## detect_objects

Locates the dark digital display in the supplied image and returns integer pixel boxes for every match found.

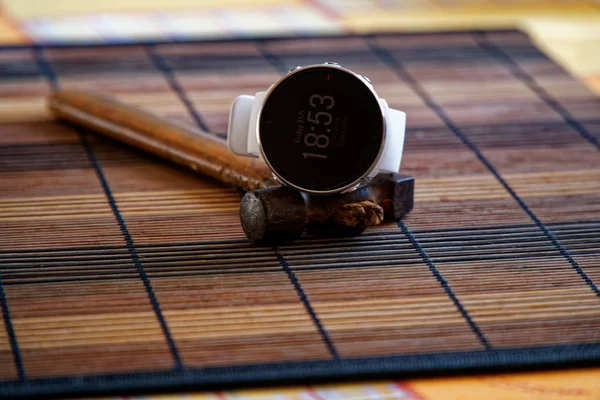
[259,67,384,193]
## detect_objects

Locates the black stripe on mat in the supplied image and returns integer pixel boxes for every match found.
[367,37,600,300]
[0,273,25,381]
[145,44,211,132]
[399,221,492,350]
[274,248,340,359]
[145,44,341,358]
[32,48,185,371]
[257,40,492,351]
[474,32,600,152]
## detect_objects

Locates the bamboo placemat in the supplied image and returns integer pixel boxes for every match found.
[3,0,600,94]
[0,30,599,398]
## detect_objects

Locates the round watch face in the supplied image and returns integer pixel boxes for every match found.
[258,66,384,193]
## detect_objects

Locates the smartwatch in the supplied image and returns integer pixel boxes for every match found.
[227,62,406,195]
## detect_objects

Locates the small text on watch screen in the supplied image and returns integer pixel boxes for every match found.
[259,67,384,192]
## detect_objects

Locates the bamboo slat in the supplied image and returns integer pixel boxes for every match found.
[0,30,598,396]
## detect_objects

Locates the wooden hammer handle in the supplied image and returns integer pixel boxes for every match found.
[49,90,276,191]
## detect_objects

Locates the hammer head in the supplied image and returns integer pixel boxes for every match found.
[240,186,306,244]
[239,173,414,244]
[370,174,414,220]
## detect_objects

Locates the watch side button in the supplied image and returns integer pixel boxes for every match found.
[361,74,372,84]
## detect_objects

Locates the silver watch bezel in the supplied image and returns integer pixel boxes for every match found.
[256,63,386,195]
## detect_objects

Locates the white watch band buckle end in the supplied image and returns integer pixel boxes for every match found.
[227,95,254,156]
[373,107,406,174]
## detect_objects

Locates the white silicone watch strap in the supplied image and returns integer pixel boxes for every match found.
[226,92,266,157]
[373,102,406,174]
[228,93,406,174]
[227,95,254,156]
[247,92,266,156]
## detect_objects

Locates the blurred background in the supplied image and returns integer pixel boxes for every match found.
[1,0,599,93]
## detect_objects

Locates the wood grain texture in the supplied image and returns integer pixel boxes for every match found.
[0,31,599,391]
[49,90,276,192]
